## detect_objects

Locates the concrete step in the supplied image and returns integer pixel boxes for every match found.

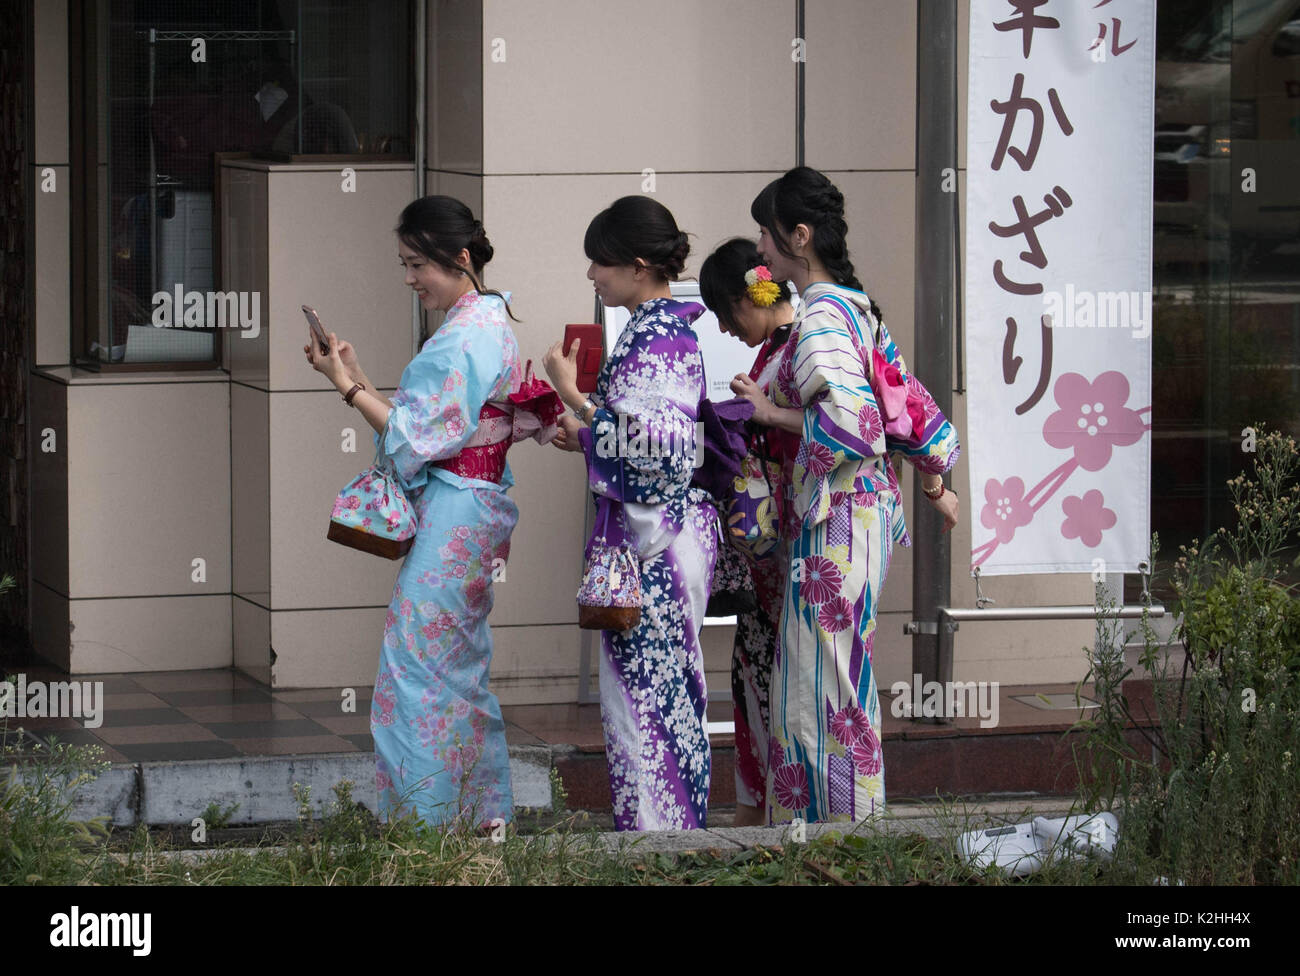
[15,729,1111,828]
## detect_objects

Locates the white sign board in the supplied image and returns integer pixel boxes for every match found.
[600,280,776,399]
[965,0,1155,575]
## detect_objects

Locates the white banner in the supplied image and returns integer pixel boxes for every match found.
[965,0,1155,576]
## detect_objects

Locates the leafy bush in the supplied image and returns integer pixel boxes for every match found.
[1077,427,1300,884]
[0,736,111,885]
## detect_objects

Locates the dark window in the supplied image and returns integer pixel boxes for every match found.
[71,0,415,366]
[1142,0,1300,601]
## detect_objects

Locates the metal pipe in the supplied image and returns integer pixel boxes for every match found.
[939,605,1166,623]
[413,0,427,357]
[795,0,804,166]
[911,0,958,691]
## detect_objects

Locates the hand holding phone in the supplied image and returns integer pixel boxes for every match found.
[302,305,330,356]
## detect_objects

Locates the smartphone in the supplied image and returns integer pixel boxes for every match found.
[302,305,330,356]
[563,323,604,393]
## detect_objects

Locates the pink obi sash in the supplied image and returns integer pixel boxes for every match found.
[433,403,513,484]
[429,364,565,485]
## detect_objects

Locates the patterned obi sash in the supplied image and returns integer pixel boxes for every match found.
[433,402,512,484]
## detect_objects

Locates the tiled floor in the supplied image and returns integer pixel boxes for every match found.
[2,664,1112,765]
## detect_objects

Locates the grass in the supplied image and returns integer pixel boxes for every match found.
[0,757,1122,885]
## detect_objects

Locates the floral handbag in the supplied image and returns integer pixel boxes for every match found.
[327,419,418,560]
[577,500,642,631]
[706,517,758,616]
[724,443,782,563]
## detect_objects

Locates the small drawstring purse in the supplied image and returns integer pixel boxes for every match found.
[327,417,418,559]
[576,501,641,631]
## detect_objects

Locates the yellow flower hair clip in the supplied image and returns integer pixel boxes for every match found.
[744,265,780,307]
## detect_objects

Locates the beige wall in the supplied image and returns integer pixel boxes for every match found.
[26,0,1094,694]
[222,161,416,688]
[471,0,1094,701]
[29,370,233,672]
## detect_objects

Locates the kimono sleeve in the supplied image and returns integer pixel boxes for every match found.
[375,323,503,494]
[791,304,887,476]
[875,318,961,476]
[577,322,702,505]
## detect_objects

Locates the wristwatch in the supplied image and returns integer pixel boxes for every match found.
[572,399,595,421]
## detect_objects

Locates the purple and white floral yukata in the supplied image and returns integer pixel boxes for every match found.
[576,298,719,831]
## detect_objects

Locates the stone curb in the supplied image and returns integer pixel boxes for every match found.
[14,747,554,828]
[14,742,1080,830]
[107,804,1086,867]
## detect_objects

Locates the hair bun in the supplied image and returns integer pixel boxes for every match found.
[663,230,690,279]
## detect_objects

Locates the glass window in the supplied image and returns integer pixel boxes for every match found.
[73,0,415,366]
[1143,0,1300,600]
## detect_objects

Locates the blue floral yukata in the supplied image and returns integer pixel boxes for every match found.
[576,298,720,830]
[369,290,523,829]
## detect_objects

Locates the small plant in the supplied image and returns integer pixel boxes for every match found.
[548,765,568,813]
[1076,425,1300,884]
[200,800,241,830]
[0,737,112,885]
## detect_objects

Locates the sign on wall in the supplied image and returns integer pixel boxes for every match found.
[601,281,780,399]
[965,0,1155,575]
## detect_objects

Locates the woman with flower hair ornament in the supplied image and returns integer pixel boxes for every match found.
[740,168,961,823]
[699,238,801,826]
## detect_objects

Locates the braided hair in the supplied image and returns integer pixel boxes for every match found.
[750,166,883,322]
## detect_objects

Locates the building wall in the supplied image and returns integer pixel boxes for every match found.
[222,160,417,689]
[465,0,1095,702]
[25,0,1095,694]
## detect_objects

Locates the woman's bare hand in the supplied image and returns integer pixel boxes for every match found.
[306,332,349,386]
[552,413,584,452]
[730,373,774,425]
[543,339,582,406]
[335,337,360,376]
[929,489,959,533]
[305,332,361,384]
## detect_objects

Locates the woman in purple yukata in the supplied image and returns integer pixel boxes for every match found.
[308,195,553,830]
[543,196,719,831]
[743,168,961,824]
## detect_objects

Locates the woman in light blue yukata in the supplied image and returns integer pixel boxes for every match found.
[307,195,554,831]
[543,196,720,831]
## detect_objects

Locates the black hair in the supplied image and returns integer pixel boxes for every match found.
[699,237,793,332]
[396,195,518,321]
[583,196,690,281]
[751,166,882,320]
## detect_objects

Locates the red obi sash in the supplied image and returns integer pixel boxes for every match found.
[433,402,512,484]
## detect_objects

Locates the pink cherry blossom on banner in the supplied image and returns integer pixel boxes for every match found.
[1043,371,1145,471]
[980,477,1035,544]
[1061,489,1117,547]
